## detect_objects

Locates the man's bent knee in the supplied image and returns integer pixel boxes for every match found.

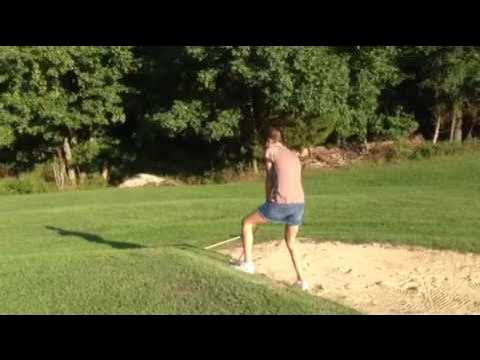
[243,211,266,228]
[242,218,255,231]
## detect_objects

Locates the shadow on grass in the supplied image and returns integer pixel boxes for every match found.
[46,226,144,250]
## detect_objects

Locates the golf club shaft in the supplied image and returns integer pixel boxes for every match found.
[204,236,241,250]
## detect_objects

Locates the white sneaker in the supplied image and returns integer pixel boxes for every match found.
[233,261,256,274]
[294,280,310,291]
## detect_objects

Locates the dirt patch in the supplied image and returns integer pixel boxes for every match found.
[300,135,426,170]
[220,240,480,315]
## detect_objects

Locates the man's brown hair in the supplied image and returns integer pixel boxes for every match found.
[266,126,282,143]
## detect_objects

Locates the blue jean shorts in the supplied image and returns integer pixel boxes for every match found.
[257,202,305,226]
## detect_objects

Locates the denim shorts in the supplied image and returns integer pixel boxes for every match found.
[257,202,305,226]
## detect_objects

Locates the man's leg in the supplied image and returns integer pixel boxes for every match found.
[284,224,305,284]
[236,225,259,264]
[241,211,268,264]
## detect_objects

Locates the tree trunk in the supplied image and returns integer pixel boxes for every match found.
[101,162,109,182]
[454,112,463,143]
[433,114,442,145]
[54,147,67,190]
[52,160,62,190]
[251,158,258,174]
[79,172,87,185]
[75,166,86,185]
[449,110,457,143]
[63,137,76,186]
[466,121,476,140]
[249,90,261,175]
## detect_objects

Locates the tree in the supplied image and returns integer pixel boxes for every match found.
[147,46,351,173]
[338,46,417,144]
[0,46,135,185]
[416,46,480,143]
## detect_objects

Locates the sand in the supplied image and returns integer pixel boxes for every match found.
[221,240,480,315]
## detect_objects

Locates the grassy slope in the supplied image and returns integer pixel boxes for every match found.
[0,153,478,313]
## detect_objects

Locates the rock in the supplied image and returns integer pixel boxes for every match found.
[401,280,419,292]
[119,173,178,188]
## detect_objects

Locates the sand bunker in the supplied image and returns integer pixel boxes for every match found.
[221,240,480,315]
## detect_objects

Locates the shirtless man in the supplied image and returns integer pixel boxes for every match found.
[234,127,309,291]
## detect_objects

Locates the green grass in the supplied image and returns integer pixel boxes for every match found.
[1,152,479,314]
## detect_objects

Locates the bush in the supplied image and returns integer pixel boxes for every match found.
[385,139,415,162]
[0,164,15,179]
[0,179,16,195]
[0,165,114,196]
[410,140,480,161]
[78,174,109,190]
[385,139,480,163]
[376,110,419,140]
[174,164,255,185]
[0,165,55,195]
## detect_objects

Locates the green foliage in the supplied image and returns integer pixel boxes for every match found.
[406,46,480,140]
[385,139,416,162]
[410,139,480,160]
[419,47,480,103]
[375,109,419,139]
[0,165,55,195]
[0,125,15,147]
[2,46,480,179]
[0,46,136,170]
[149,101,241,141]
[149,46,351,158]
[0,162,112,195]
[78,174,109,190]
[72,137,119,172]
[282,113,339,150]
[386,138,480,162]
[147,46,416,152]
[342,46,406,141]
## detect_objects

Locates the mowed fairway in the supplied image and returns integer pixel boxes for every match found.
[1,154,479,314]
